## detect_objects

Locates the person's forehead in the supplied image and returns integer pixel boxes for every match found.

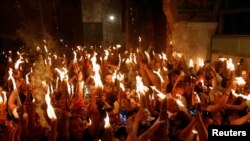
[105,74,112,78]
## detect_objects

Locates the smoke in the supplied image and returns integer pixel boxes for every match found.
[16,16,59,129]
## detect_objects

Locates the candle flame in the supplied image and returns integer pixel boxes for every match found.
[104,49,109,61]
[153,69,164,83]
[133,53,137,64]
[91,53,103,88]
[104,112,110,128]
[8,68,17,90]
[161,52,167,60]
[119,83,125,92]
[136,76,145,94]
[116,44,121,48]
[231,90,250,100]
[112,70,117,83]
[176,53,182,58]
[144,51,150,62]
[45,87,57,120]
[235,77,246,86]
[226,58,235,71]
[189,59,194,68]
[197,58,204,67]
[26,73,30,84]
[73,51,77,64]
[55,67,68,81]
[2,91,7,103]
[151,86,166,99]
[0,96,3,104]
[14,55,24,70]
[89,118,92,125]
[194,92,201,103]
[219,57,227,62]
[176,99,185,107]
[116,73,124,81]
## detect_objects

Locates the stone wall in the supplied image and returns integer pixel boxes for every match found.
[172,22,217,62]
[81,0,122,45]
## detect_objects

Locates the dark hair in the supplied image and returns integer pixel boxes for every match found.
[115,126,128,139]
[175,110,190,128]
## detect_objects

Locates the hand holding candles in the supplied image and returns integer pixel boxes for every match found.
[103,112,115,141]
[45,86,58,141]
[0,90,7,124]
[235,77,246,93]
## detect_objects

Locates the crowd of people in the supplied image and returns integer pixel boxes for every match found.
[0,44,249,141]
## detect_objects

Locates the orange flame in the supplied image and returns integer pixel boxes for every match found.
[189,59,194,68]
[197,58,204,67]
[226,58,235,71]
[153,69,164,83]
[104,112,110,128]
[235,77,246,86]
[8,68,17,90]
[231,90,250,100]
[151,86,166,99]
[45,87,57,120]
[14,54,24,70]
[136,76,145,95]
[91,53,103,88]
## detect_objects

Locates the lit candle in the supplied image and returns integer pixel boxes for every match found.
[8,68,22,106]
[45,87,57,141]
[189,59,194,68]
[103,112,115,141]
[235,77,246,92]
[136,76,148,109]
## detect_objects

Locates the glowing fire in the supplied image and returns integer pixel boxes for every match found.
[161,52,167,60]
[153,69,164,83]
[197,58,204,67]
[104,112,110,128]
[150,86,166,99]
[8,68,17,90]
[14,52,24,70]
[2,91,7,104]
[231,90,250,100]
[235,77,246,86]
[189,59,194,68]
[45,87,57,120]
[136,76,145,94]
[119,83,125,92]
[0,96,2,104]
[91,53,103,89]
[194,92,201,103]
[175,94,185,107]
[144,51,150,62]
[226,58,235,71]
[55,67,68,81]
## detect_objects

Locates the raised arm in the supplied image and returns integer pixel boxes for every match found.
[138,117,165,141]
[230,111,250,125]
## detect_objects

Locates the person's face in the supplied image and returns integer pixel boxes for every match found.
[70,118,84,139]
[105,74,113,85]
[104,85,112,93]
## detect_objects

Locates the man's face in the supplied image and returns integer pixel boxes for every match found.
[105,74,113,85]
